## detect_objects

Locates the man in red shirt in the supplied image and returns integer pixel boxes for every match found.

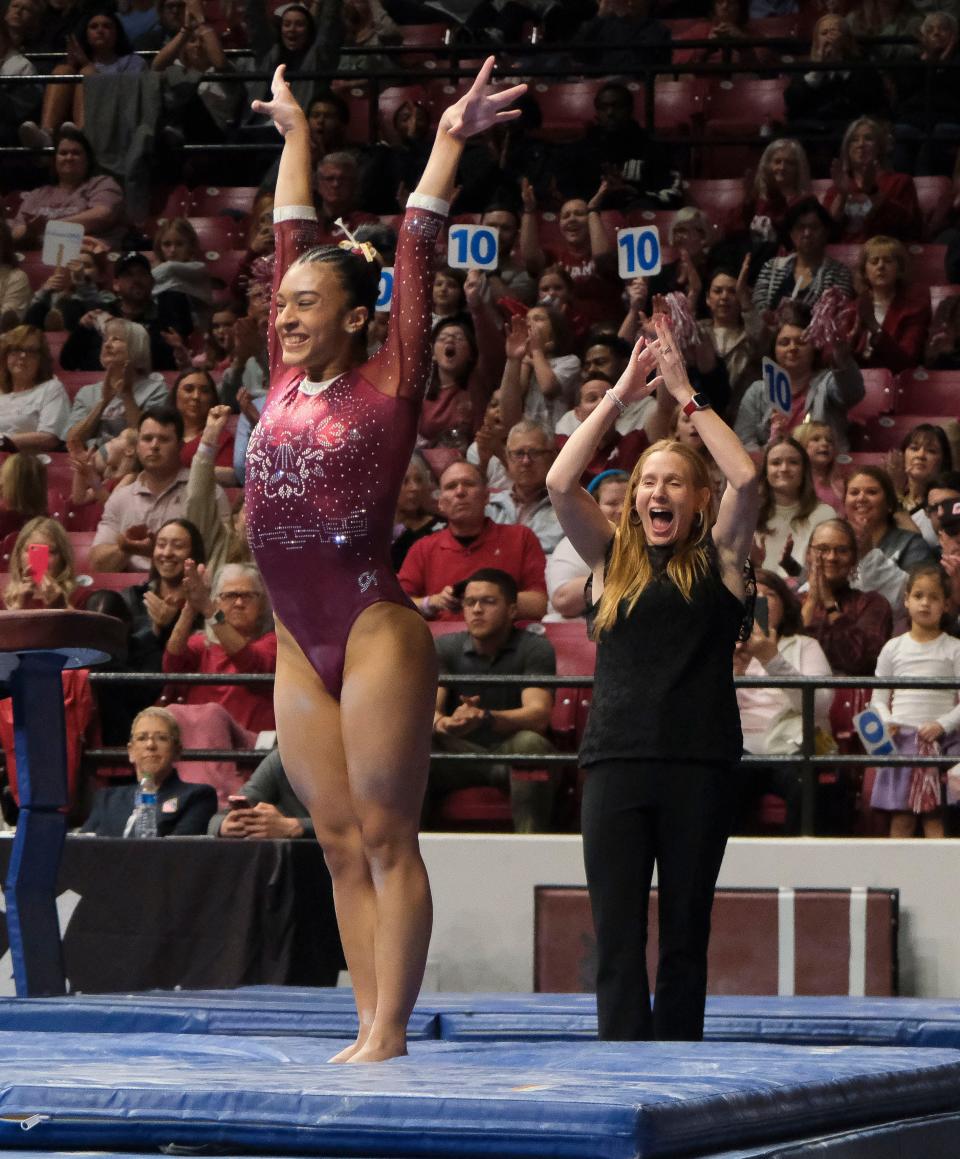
[398,460,547,621]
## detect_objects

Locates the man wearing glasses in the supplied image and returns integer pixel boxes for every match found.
[487,419,563,554]
[81,707,216,836]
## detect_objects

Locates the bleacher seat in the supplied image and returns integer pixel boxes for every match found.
[57,499,105,534]
[40,453,74,495]
[896,369,960,416]
[16,253,53,289]
[188,186,258,218]
[849,413,956,452]
[185,217,246,251]
[685,178,747,222]
[60,372,104,401]
[78,571,149,593]
[67,531,97,574]
[647,78,706,134]
[46,331,67,368]
[907,244,949,287]
[394,23,448,70]
[846,368,895,423]
[701,78,787,177]
[533,79,627,142]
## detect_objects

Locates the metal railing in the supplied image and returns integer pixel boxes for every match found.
[81,669,960,837]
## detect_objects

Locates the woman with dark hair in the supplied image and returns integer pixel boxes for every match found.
[751,197,855,316]
[849,235,930,371]
[547,316,759,1042]
[823,117,922,243]
[698,263,762,417]
[734,303,865,451]
[242,60,525,1062]
[844,465,935,612]
[169,367,235,481]
[122,516,206,675]
[10,127,124,248]
[418,315,481,449]
[886,421,953,530]
[755,437,836,578]
[735,567,833,833]
[18,10,144,149]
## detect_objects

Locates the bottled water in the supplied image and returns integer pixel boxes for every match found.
[134,775,159,839]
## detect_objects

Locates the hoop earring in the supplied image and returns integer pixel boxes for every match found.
[693,510,704,530]
[629,510,642,526]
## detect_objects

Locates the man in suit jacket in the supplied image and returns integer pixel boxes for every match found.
[81,707,216,837]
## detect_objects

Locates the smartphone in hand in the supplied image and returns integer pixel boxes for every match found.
[26,543,50,586]
[227,795,252,810]
[754,595,769,634]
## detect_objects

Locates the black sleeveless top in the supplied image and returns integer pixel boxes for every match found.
[581,540,745,767]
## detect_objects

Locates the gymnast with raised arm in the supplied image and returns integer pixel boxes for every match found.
[546,317,759,1041]
[244,60,525,1064]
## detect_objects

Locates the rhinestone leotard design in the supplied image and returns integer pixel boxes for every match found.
[245,202,444,696]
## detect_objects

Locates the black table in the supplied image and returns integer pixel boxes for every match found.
[0,836,343,993]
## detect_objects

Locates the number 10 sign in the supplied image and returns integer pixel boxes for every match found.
[762,357,793,414]
[617,226,662,279]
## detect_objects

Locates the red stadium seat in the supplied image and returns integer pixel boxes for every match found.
[188,186,258,218]
[913,176,953,240]
[703,79,787,168]
[15,253,53,290]
[825,243,860,271]
[40,453,74,495]
[648,78,706,134]
[849,413,957,452]
[746,14,800,38]
[67,531,97,574]
[57,499,105,533]
[79,571,149,592]
[204,250,246,294]
[623,207,683,242]
[685,178,748,220]
[907,244,949,287]
[184,217,246,251]
[59,371,104,401]
[896,369,960,416]
[378,85,434,142]
[45,330,67,369]
[532,79,629,142]
[394,23,448,69]
[846,369,895,423]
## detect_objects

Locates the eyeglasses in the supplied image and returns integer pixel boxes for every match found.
[7,346,42,356]
[812,545,853,557]
[132,732,174,744]
[218,590,259,603]
[508,448,551,461]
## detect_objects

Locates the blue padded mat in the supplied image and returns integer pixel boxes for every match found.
[1,1033,959,1158]
[5,990,960,1049]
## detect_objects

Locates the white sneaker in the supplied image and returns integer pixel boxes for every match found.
[19,121,53,149]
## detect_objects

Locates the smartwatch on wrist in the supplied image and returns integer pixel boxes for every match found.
[682,392,712,417]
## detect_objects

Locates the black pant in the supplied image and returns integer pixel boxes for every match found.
[581,758,737,1042]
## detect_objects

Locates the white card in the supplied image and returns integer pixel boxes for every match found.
[41,220,84,268]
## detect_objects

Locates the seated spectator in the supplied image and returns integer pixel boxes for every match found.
[337,0,400,73]
[0,218,29,327]
[0,451,46,540]
[243,0,342,129]
[751,197,855,317]
[687,0,776,66]
[153,5,241,145]
[784,14,890,132]
[193,305,239,376]
[644,207,715,309]
[25,234,114,333]
[10,127,124,249]
[431,568,557,833]
[735,568,833,834]
[914,469,960,552]
[18,11,145,150]
[754,437,837,578]
[847,0,922,58]
[170,369,235,482]
[555,377,649,485]
[558,80,682,211]
[419,310,503,450]
[736,304,864,451]
[188,404,250,572]
[892,11,960,174]
[933,495,960,614]
[699,263,763,418]
[520,182,620,327]
[231,192,274,306]
[60,251,194,373]
[570,0,672,71]
[209,747,312,838]
[480,204,537,306]
[68,424,138,509]
[392,452,444,572]
[467,390,511,493]
[724,139,812,252]
[122,516,206,674]
[398,460,548,622]
[431,265,466,328]
[150,218,214,329]
[66,319,169,450]
[794,420,846,512]
[80,707,217,836]
[134,0,187,51]
[927,291,960,368]
[1,515,85,608]
[824,118,922,243]
[546,470,628,620]
[0,20,38,149]
[486,420,563,554]
[886,421,953,532]
[89,405,229,572]
[0,325,70,452]
[219,280,270,407]
[499,307,581,436]
[536,265,589,344]
[163,561,277,733]
[848,235,930,370]
[845,466,936,613]
[312,151,379,244]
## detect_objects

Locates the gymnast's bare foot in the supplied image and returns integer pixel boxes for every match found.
[346,1033,407,1063]
[328,1025,372,1063]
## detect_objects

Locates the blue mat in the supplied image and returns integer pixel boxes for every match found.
[4,990,960,1049]
[1,1033,959,1158]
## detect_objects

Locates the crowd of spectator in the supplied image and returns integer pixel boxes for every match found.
[2,0,960,838]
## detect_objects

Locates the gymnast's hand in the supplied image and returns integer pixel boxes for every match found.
[437,56,527,142]
[250,64,304,137]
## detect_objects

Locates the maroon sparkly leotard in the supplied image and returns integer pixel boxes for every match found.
[245,201,444,696]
